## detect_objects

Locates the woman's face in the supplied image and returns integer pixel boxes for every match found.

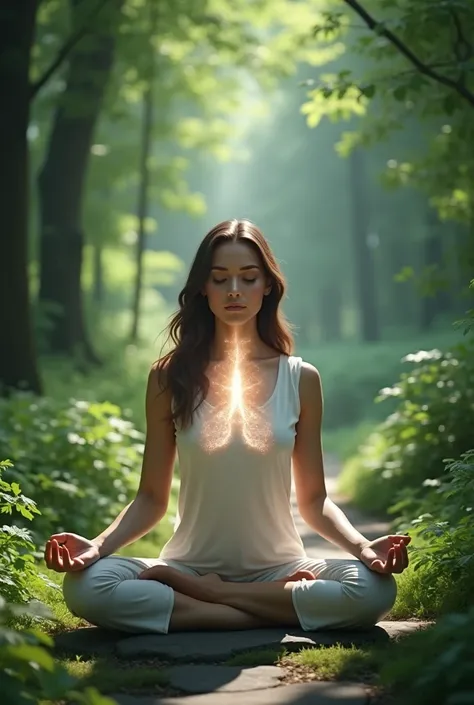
[203,240,271,326]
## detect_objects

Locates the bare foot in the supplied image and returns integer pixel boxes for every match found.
[277,570,316,582]
[139,566,221,603]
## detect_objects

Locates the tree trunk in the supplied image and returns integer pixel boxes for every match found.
[348,148,379,342]
[0,1,42,394]
[387,237,414,328]
[420,209,451,331]
[419,234,448,330]
[130,2,157,343]
[319,285,342,342]
[130,75,154,343]
[92,242,104,305]
[37,0,122,360]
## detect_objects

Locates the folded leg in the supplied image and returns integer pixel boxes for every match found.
[261,557,397,631]
[63,556,195,634]
[62,556,272,634]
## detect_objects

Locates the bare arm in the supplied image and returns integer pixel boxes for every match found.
[92,364,176,558]
[292,363,370,558]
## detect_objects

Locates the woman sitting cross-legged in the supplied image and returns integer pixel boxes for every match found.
[44,219,409,634]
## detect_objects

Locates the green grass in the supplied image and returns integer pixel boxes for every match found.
[226,644,383,682]
[61,656,169,694]
[284,644,381,681]
[10,570,85,634]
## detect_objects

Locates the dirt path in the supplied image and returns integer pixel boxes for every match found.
[292,454,390,559]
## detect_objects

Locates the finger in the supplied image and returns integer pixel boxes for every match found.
[389,534,411,546]
[400,544,409,570]
[392,544,404,573]
[51,539,65,571]
[69,557,86,572]
[386,547,396,573]
[62,545,76,571]
[368,559,386,574]
[50,533,69,545]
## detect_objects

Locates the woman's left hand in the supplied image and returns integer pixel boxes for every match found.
[359,534,411,574]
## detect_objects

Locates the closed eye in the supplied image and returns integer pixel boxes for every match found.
[213,278,257,284]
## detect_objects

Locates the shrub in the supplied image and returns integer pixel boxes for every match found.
[0,395,144,543]
[381,607,474,705]
[338,343,474,515]
[398,450,474,615]
[0,460,54,607]
[0,597,116,705]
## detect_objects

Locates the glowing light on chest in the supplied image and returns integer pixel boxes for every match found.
[230,365,244,416]
[200,342,273,454]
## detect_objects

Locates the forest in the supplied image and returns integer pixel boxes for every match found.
[1,1,474,704]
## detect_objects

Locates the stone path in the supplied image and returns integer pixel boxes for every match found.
[55,455,427,704]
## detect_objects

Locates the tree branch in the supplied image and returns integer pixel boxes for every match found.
[30,0,113,101]
[341,0,474,109]
[449,6,472,62]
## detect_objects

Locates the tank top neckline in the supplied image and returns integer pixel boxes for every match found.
[202,353,285,410]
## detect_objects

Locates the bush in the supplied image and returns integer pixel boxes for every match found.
[0,460,55,607]
[381,607,474,705]
[398,450,474,615]
[0,598,116,705]
[0,395,144,543]
[338,343,474,515]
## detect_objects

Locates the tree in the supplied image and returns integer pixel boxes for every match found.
[0,2,42,394]
[38,0,124,361]
[130,1,157,343]
[0,0,119,392]
[36,0,331,348]
[304,1,474,223]
[301,0,474,322]
[349,147,379,341]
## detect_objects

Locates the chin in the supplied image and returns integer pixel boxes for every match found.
[217,310,254,325]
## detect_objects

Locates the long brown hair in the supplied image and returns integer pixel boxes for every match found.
[156,219,294,430]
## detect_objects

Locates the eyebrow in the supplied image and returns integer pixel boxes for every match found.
[211,265,260,271]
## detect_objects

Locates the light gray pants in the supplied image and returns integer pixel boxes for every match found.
[63,555,396,634]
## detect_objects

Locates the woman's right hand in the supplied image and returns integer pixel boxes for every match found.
[44,533,101,573]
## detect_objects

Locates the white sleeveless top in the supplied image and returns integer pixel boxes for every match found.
[159,354,307,579]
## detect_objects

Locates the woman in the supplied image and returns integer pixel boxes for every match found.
[44,219,410,635]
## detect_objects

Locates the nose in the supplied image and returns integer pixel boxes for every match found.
[227,277,241,297]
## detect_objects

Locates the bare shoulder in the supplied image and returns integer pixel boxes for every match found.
[149,359,168,392]
[298,360,323,413]
[299,360,322,391]
[147,360,172,417]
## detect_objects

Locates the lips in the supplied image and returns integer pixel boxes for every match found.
[225,305,246,310]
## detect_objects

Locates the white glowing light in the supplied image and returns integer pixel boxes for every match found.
[200,339,273,454]
[230,365,243,416]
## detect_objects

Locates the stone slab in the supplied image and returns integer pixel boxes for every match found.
[167,665,283,693]
[53,626,125,656]
[112,681,367,704]
[54,621,428,660]
[115,626,390,661]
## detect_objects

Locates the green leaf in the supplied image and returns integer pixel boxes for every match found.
[4,643,55,671]
[393,85,407,101]
[361,84,375,98]
[10,482,21,496]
